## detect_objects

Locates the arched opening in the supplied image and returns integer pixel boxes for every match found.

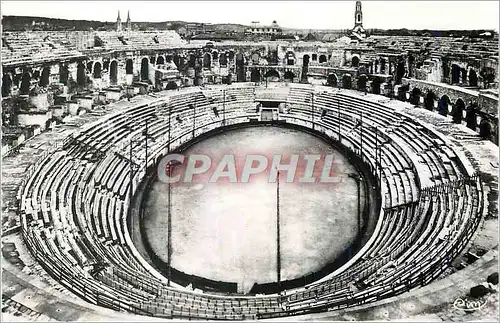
[469,69,478,87]
[342,74,352,89]
[2,73,12,97]
[481,67,496,88]
[479,119,492,139]
[303,55,310,66]
[410,88,421,105]
[251,69,261,82]
[93,62,102,79]
[251,53,260,65]
[283,71,295,81]
[188,55,196,68]
[141,58,149,81]
[77,62,86,86]
[39,67,50,87]
[352,56,360,67]
[20,73,31,95]
[157,56,165,65]
[219,53,228,66]
[286,53,295,66]
[371,78,382,94]
[212,51,219,61]
[312,54,318,61]
[150,56,156,65]
[264,69,280,81]
[166,81,178,90]
[395,60,405,84]
[110,60,118,85]
[465,105,477,130]
[126,59,134,75]
[203,53,211,68]
[59,64,69,85]
[357,75,367,91]
[327,74,338,87]
[173,55,180,68]
[319,55,327,63]
[424,91,435,111]
[236,53,245,82]
[438,95,450,116]
[452,98,465,124]
[379,58,386,74]
[460,68,467,84]
[451,64,460,84]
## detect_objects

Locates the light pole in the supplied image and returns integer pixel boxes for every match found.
[276,170,281,295]
[348,173,362,237]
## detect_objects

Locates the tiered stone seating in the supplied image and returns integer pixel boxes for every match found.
[18,84,485,320]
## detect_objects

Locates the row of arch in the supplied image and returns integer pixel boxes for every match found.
[408,87,494,138]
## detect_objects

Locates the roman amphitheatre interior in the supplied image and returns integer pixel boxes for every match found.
[1,1,499,321]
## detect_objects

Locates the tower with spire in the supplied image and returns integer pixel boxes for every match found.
[116,10,122,32]
[351,1,366,39]
[126,11,131,31]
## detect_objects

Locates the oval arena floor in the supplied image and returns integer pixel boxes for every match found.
[142,126,367,293]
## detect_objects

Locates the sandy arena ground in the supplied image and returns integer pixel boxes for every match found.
[143,126,364,293]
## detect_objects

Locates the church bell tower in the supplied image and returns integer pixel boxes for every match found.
[351,1,366,39]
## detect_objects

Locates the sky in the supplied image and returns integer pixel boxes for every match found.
[1,1,499,31]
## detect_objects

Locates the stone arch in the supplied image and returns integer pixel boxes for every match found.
[203,53,211,68]
[110,60,118,85]
[236,53,245,82]
[157,55,165,65]
[141,57,149,81]
[284,71,295,81]
[303,54,310,66]
[251,52,260,65]
[451,64,460,84]
[479,119,492,139]
[20,72,31,95]
[327,74,338,87]
[2,73,12,97]
[251,69,261,82]
[357,74,367,91]
[286,52,295,65]
[166,81,178,90]
[93,62,102,79]
[469,68,478,87]
[126,59,134,75]
[438,95,450,116]
[59,64,69,85]
[465,104,477,130]
[424,91,435,111]
[352,56,360,67]
[264,69,280,80]
[39,66,50,87]
[312,54,318,61]
[319,54,327,63]
[77,62,86,86]
[410,88,421,105]
[371,78,382,94]
[342,74,352,89]
[219,53,228,66]
[452,98,465,124]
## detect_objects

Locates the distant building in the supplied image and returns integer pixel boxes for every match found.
[247,21,282,35]
[116,11,122,32]
[126,11,131,31]
[351,1,366,39]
